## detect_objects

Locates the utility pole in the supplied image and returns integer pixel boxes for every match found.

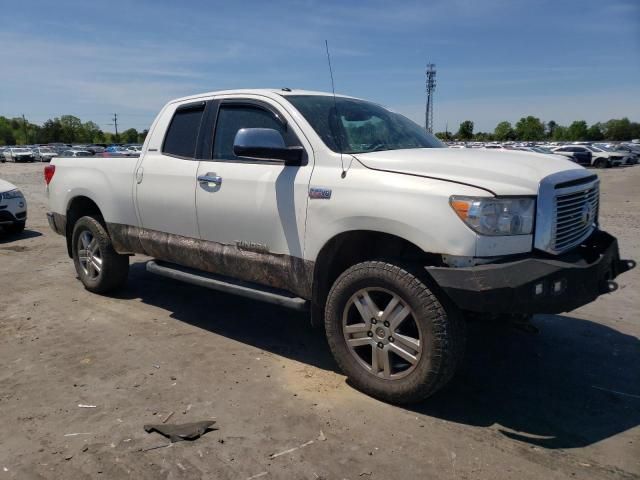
[112,113,119,141]
[22,114,29,145]
[425,63,437,134]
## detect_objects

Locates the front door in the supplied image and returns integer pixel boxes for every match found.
[194,96,314,292]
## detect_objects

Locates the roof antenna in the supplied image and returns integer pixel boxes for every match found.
[325,40,346,178]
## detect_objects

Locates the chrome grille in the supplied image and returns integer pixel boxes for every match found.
[552,183,599,252]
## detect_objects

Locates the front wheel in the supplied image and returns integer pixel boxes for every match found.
[325,261,465,404]
[72,216,129,293]
[594,158,607,169]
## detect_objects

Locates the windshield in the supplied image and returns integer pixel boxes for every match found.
[285,95,444,154]
[13,148,31,153]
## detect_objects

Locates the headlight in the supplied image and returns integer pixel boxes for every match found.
[1,189,24,200]
[450,196,535,236]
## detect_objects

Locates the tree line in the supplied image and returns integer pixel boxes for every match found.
[0,115,148,146]
[435,117,640,142]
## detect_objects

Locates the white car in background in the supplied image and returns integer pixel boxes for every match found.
[32,146,58,162]
[0,179,27,234]
[3,147,35,163]
[61,149,93,158]
[584,145,628,166]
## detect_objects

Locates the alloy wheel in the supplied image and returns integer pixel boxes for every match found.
[342,288,422,380]
[78,230,102,279]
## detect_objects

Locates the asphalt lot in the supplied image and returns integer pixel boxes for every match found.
[0,161,638,479]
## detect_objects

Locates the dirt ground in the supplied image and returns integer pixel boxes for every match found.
[0,161,638,480]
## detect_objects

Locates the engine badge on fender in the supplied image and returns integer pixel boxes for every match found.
[309,187,332,200]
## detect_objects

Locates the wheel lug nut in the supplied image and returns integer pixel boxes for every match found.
[367,331,373,337]
[377,342,384,349]
[389,336,394,342]
[383,321,390,327]
[371,318,377,324]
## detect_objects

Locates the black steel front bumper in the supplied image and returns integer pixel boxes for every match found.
[426,230,635,314]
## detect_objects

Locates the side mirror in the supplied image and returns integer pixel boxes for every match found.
[233,128,303,166]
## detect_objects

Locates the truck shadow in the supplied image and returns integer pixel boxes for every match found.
[122,261,640,450]
[411,314,640,449]
[121,261,337,372]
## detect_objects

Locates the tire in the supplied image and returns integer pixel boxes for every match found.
[325,261,465,404]
[4,221,25,235]
[71,216,129,293]
[594,158,607,169]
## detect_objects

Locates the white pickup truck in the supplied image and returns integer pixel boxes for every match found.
[46,89,634,403]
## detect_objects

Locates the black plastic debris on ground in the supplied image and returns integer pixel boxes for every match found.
[144,421,217,443]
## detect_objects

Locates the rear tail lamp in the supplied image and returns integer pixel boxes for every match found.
[44,165,56,185]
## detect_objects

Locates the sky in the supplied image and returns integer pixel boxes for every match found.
[1,0,639,133]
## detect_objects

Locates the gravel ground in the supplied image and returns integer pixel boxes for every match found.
[0,161,638,479]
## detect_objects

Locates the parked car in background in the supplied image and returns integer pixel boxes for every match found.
[104,145,134,156]
[551,146,596,167]
[583,145,626,167]
[125,145,142,154]
[86,145,106,154]
[601,144,639,165]
[61,149,93,158]
[0,178,27,234]
[33,146,58,162]
[3,147,35,163]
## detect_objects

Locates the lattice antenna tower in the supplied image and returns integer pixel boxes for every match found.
[425,63,436,133]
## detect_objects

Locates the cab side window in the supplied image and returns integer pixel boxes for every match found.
[213,104,298,161]
[163,103,206,158]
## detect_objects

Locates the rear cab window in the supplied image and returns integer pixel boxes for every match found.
[162,101,206,158]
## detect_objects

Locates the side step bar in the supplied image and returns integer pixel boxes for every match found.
[146,260,309,311]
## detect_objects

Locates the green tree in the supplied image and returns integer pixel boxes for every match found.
[546,120,558,139]
[0,117,17,145]
[474,132,494,142]
[552,125,568,141]
[81,121,103,143]
[456,120,474,140]
[603,118,632,140]
[586,123,604,141]
[59,115,83,143]
[121,128,139,143]
[38,118,64,143]
[566,120,588,141]
[494,121,515,141]
[515,116,545,141]
[138,129,149,144]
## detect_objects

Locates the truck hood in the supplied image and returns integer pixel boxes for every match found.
[354,148,584,196]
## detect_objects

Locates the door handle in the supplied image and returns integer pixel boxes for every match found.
[198,173,222,185]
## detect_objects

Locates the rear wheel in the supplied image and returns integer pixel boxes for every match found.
[325,261,465,404]
[72,216,129,293]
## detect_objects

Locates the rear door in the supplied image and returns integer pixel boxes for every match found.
[571,147,591,166]
[135,100,208,238]
[194,96,314,288]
